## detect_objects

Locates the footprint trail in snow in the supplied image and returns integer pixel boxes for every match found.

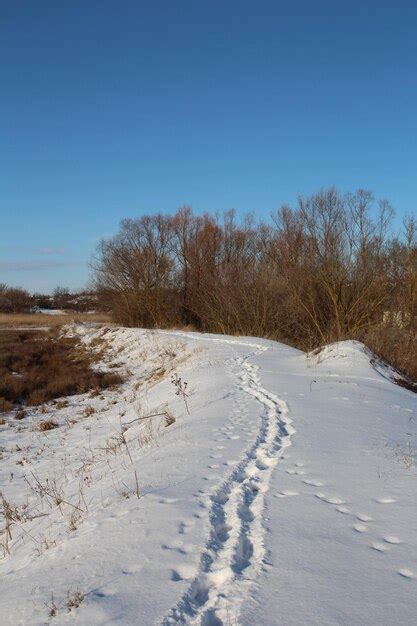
[163,344,294,625]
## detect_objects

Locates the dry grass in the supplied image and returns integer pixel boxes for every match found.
[36,419,59,432]
[0,312,111,328]
[66,588,84,611]
[0,329,123,410]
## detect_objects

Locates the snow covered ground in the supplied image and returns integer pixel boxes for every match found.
[38,309,67,315]
[0,327,416,625]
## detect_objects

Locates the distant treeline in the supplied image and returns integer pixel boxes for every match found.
[93,188,416,382]
[0,285,98,313]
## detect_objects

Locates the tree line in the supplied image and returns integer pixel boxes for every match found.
[0,285,98,313]
[91,187,414,382]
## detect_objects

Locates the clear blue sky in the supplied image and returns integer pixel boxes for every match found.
[1,0,416,292]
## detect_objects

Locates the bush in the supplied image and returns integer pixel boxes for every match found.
[0,284,32,313]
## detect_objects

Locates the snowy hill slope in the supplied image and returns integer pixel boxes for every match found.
[0,328,416,625]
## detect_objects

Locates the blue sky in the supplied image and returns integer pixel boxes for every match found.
[1,0,416,292]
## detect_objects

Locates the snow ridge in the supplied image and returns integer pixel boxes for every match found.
[164,345,295,626]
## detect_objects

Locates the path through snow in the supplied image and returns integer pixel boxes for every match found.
[164,342,294,625]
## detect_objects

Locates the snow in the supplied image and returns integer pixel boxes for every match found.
[38,309,67,315]
[0,327,416,625]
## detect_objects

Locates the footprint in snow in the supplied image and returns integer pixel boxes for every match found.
[303,479,325,487]
[398,569,416,579]
[356,514,373,522]
[171,565,196,581]
[286,469,307,475]
[178,521,194,535]
[375,497,396,504]
[122,565,143,575]
[315,493,346,505]
[353,524,369,533]
[336,506,351,515]
[256,456,275,470]
[162,540,184,551]
[371,543,388,552]
[275,490,299,498]
[383,535,402,545]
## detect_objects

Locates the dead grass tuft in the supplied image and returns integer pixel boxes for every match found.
[55,399,69,409]
[36,420,58,432]
[66,588,84,611]
[83,405,95,417]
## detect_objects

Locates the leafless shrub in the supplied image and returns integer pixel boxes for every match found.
[24,472,82,516]
[171,373,190,414]
[45,593,58,618]
[0,494,20,555]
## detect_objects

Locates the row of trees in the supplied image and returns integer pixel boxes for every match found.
[0,285,32,313]
[0,285,99,313]
[92,188,414,381]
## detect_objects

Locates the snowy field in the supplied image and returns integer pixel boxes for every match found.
[0,326,416,625]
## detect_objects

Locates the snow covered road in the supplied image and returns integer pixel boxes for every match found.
[0,328,416,625]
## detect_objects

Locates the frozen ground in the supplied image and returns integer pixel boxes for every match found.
[0,327,416,625]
